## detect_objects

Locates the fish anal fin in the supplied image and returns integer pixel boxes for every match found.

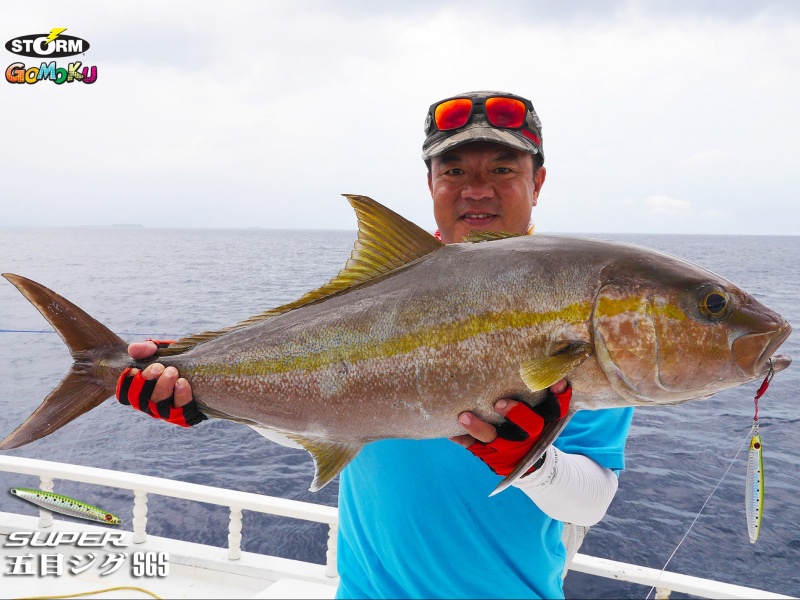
[160,195,444,355]
[286,434,364,492]
[490,410,575,496]
[519,342,592,392]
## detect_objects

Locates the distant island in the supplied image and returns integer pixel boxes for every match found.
[110,224,145,228]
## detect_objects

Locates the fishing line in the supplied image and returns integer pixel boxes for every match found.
[3,328,177,497]
[645,362,776,599]
[57,417,95,496]
[644,430,751,599]
[0,329,183,337]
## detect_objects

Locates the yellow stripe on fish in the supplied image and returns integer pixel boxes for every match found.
[190,303,595,377]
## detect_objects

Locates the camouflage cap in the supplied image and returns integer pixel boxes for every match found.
[421,90,544,162]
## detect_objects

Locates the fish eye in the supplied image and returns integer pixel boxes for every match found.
[699,290,729,319]
[705,293,727,314]
[105,514,113,521]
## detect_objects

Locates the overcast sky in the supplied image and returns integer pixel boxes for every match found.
[2,1,799,234]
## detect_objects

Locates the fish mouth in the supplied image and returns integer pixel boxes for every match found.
[768,354,792,376]
[732,321,792,378]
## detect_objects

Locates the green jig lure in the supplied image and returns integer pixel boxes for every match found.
[11,487,122,525]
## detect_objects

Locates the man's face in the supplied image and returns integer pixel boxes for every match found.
[427,142,546,244]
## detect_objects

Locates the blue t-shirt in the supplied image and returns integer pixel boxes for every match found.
[336,407,634,599]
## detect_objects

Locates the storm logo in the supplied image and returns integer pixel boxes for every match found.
[5,28,89,58]
[5,28,97,85]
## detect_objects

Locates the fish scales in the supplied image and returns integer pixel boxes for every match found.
[0,195,792,493]
[158,238,600,438]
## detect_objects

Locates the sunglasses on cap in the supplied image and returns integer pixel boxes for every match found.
[425,94,535,133]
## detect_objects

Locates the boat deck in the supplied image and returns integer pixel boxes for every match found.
[1,511,336,599]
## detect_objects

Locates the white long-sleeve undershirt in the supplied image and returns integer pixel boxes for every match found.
[512,446,619,526]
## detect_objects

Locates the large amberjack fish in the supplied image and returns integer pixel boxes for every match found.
[0,196,792,495]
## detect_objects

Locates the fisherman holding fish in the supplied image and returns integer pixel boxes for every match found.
[115,91,635,599]
[4,82,793,596]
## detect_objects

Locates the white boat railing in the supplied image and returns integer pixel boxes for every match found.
[0,455,793,600]
[0,455,338,577]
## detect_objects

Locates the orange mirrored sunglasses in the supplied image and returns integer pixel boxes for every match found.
[430,95,532,132]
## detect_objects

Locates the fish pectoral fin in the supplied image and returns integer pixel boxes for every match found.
[286,434,364,492]
[490,410,576,497]
[519,342,593,392]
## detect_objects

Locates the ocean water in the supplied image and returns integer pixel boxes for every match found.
[0,228,797,599]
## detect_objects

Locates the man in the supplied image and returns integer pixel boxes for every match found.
[119,91,634,599]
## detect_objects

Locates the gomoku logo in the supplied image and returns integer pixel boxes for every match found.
[6,28,89,58]
[5,28,97,85]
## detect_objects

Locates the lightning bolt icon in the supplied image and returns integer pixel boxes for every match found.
[44,28,67,45]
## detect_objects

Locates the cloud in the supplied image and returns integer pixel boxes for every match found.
[641,195,729,222]
[1,1,798,234]
[301,0,800,24]
[645,195,693,216]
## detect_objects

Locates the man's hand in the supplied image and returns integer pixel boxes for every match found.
[116,341,206,426]
[451,380,571,476]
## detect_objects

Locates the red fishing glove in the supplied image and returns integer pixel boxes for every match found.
[143,339,176,349]
[467,385,571,476]
[115,339,207,427]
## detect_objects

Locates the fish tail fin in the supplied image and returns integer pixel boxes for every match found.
[1,273,127,450]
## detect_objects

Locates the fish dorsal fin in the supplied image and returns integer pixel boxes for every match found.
[519,342,593,391]
[340,194,444,279]
[463,231,521,243]
[158,195,443,356]
[286,434,365,492]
